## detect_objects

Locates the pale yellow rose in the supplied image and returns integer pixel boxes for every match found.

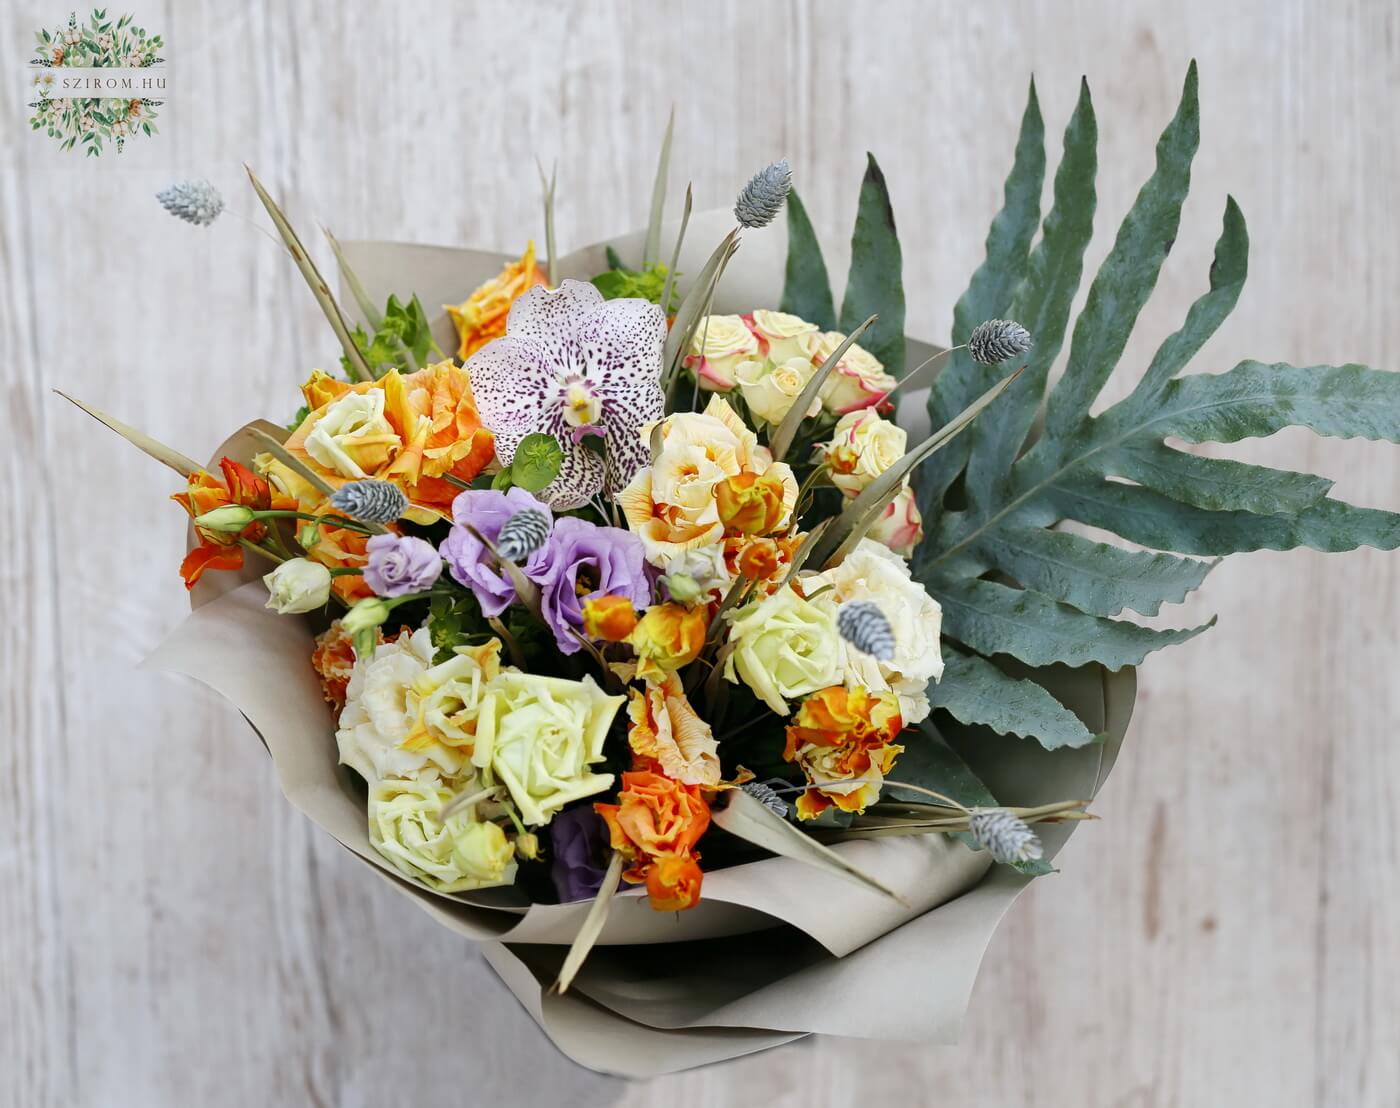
[471,672,623,825]
[865,484,925,558]
[724,586,842,715]
[368,775,518,892]
[337,628,465,783]
[735,356,823,426]
[749,309,819,363]
[620,397,796,580]
[402,640,504,759]
[818,408,908,497]
[806,331,898,414]
[302,389,401,478]
[685,314,758,391]
[805,538,943,725]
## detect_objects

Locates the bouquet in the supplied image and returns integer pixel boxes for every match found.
[71,64,1400,1075]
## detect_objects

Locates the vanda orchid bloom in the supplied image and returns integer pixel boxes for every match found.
[466,280,666,509]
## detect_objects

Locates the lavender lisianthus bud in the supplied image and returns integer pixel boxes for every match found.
[363,533,442,598]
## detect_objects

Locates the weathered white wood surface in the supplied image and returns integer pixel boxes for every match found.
[3,0,1398,1104]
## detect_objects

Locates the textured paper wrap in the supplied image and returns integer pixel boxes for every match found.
[144,218,1136,1076]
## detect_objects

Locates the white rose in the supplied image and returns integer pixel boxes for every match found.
[303,390,400,478]
[262,557,333,614]
[818,409,907,497]
[368,775,518,892]
[805,538,943,724]
[685,314,758,391]
[750,309,819,363]
[337,628,467,782]
[866,483,925,558]
[735,356,822,426]
[806,331,898,414]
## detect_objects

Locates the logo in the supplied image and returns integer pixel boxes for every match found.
[27,9,165,156]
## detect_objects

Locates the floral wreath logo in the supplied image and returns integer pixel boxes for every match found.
[27,9,165,156]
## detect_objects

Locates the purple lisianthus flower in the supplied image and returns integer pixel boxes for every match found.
[439,487,553,618]
[534,516,652,654]
[363,533,442,597]
[550,805,614,903]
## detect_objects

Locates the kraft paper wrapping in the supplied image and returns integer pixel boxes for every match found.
[142,216,1137,1076]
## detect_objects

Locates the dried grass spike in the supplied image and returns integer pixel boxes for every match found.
[734,160,792,229]
[968,807,1043,865]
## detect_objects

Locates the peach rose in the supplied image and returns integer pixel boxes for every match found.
[628,603,708,682]
[581,594,639,642]
[626,673,720,787]
[784,685,904,819]
[806,330,898,414]
[715,470,788,536]
[683,314,759,391]
[818,408,907,498]
[446,242,548,360]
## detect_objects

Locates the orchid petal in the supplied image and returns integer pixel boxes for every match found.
[466,336,555,464]
[505,280,604,371]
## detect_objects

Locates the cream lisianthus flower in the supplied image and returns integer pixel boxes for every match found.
[262,557,332,613]
[368,774,518,892]
[818,408,908,497]
[804,538,943,724]
[724,585,842,715]
[806,331,898,414]
[337,628,466,783]
[685,314,759,390]
[749,309,819,363]
[735,356,823,426]
[302,389,401,479]
[620,396,796,579]
[471,672,623,825]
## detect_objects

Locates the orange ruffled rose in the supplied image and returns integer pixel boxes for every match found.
[595,768,711,911]
[446,242,549,360]
[274,361,495,522]
[627,603,707,682]
[310,619,367,714]
[784,685,905,820]
[171,457,295,588]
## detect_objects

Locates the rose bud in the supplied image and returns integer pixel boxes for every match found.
[715,471,788,536]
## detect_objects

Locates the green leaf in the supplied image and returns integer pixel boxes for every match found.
[779,189,836,329]
[974,524,1216,617]
[589,260,677,311]
[922,80,1048,508]
[927,651,1096,750]
[1040,62,1199,443]
[928,575,1214,670]
[1104,440,1333,515]
[839,154,905,371]
[643,108,674,268]
[510,432,563,492]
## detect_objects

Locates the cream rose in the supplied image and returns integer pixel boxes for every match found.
[368,775,519,892]
[302,389,401,478]
[735,356,823,426]
[749,309,819,363]
[337,627,467,783]
[685,314,759,391]
[403,640,504,759]
[471,672,624,825]
[620,397,796,579]
[263,557,333,614]
[805,538,943,724]
[806,331,898,414]
[724,586,842,715]
[866,484,924,558]
[818,409,907,497]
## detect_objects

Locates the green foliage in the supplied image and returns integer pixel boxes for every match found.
[285,403,310,433]
[427,591,488,664]
[507,432,564,492]
[591,260,680,312]
[343,294,439,379]
[780,190,836,329]
[905,62,1400,749]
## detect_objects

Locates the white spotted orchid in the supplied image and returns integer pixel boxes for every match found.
[466,280,666,509]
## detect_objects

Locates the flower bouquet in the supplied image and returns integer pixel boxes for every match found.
[69,64,1400,1075]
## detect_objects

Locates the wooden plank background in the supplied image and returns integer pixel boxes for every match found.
[3,1,1398,1104]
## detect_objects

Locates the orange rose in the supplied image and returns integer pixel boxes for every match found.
[446,242,549,360]
[714,470,788,536]
[310,619,366,713]
[276,361,495,521]
[626,673,720,787]
[171,458,295,588]
[784,686,904,820]
[645,853,704,912]
[595,768,711,910]
[581,594,639,642]
[627,603,707,681]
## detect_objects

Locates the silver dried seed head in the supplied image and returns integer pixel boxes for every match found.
[329,479,408,524]
[968,807,1043,865]
[156,180,224,226]
[734,159,793,229]
[496,508,552,563]
[967,319,1032,365]
[837,600,896,662]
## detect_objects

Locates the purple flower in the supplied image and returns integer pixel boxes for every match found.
[534,516,652,654]
[466,280,666,509]
[550,805,614,903]
[363,534,442,597]
[439,487,552,618]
